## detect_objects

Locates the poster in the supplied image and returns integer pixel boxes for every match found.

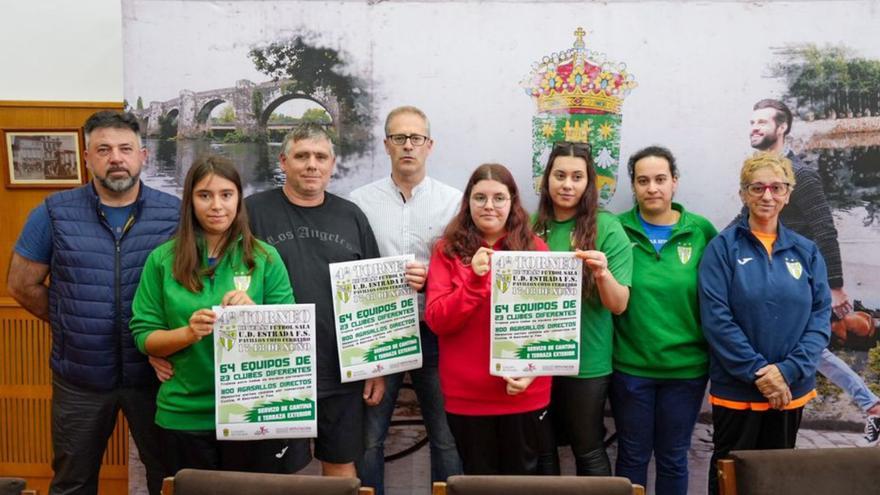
[330,255,422,382]
[490,251,582,377]
[213,304,317,440]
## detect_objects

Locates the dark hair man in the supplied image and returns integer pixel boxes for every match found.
[7,111,179,495]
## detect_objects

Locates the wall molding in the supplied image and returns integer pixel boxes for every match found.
[0,101,124,110]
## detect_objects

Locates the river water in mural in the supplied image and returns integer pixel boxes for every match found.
[141,138,285,199]
[140,135,376,201]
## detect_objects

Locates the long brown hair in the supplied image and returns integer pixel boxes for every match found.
[533,141,599,295]
[442,163,535,263]
[173,154,263,292]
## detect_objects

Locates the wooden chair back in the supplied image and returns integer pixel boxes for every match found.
[432,475,645,495]
[161,469,374,495]
[717,447,880,495]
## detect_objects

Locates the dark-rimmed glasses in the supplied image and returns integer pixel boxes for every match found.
[387,134,429,146]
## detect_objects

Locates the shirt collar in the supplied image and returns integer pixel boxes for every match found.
[387,174,430,199]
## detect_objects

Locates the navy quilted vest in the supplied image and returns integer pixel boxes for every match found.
[45,182,179,391]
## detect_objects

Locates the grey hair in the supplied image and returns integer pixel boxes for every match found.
[384,106,431,137]
[281,122,335,157]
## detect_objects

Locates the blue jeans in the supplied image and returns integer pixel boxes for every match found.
[818,347,880,412]
[356,326,461,495]
[609,371,707,495]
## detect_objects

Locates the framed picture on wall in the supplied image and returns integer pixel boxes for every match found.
[2,129,85,188]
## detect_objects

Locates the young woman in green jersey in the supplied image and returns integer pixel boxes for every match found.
[131,155,311,475]
[533,141,632,476]
[612,146,717,495]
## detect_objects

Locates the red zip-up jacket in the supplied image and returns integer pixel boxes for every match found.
[425,236,551,415]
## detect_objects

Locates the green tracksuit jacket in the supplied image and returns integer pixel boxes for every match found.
[614,203,717,379]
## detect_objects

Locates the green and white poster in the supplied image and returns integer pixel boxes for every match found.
[490,251,582,377]
[213,304,317,440]
[330,255,421,383]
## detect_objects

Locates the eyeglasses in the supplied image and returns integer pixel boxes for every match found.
[470,194,510,208]
[387,134,429,146]
[552,141,592,155]
[743,182,792,197]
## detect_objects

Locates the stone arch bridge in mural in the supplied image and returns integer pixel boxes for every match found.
[134,79,341,139]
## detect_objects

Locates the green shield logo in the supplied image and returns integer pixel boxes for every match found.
[786,259,803,280]
[677,244,692,264]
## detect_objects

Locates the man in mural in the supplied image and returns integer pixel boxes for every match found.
[6,111,178,495]
[350,106,463,495]
[246,123,385,477]
[748,98,880,443]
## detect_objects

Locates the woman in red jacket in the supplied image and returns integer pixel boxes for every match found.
[425,163,552,475]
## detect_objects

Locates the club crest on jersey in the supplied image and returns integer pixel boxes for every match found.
[786,258,803,280]
[677,243,692,264]
[234,274,251,291]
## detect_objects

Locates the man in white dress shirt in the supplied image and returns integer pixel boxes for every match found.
[351,106,462,494]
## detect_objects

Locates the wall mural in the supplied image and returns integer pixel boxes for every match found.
[772,44,880,412]
[123,0,879,432]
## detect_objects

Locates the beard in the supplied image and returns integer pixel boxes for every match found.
[750,132,779,151]
[98,169,140,192]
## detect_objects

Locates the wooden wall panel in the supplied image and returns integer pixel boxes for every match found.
[0,101,129,495]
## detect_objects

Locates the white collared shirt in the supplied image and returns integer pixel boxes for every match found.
[350,175,461,263]
[350,175,462,315]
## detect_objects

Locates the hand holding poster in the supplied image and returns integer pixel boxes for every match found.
[491,251,582,377]
[213,304,317,440]
[330,255,422,382]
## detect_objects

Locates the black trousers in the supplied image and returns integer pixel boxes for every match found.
[445,407,554,475]
[160,428,311,475]
[550,375,612,476]
[707,405,803,495]
[50,373,166,495]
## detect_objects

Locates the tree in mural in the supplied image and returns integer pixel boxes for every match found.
[268,112,299,125]
[216,105,236,124]
[301,108,332,124]
[248,36,372,157]
[252,91,264,118]
[773,44,880,119]
[771,44,880,222]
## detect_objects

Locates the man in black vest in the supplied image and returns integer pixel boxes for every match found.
[7,111,179,495]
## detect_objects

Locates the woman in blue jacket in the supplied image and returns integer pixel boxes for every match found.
[698,151,831,495]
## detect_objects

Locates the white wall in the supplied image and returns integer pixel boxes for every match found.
[0,0,123,101]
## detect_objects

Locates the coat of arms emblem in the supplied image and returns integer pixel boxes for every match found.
[523,27,637,204]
